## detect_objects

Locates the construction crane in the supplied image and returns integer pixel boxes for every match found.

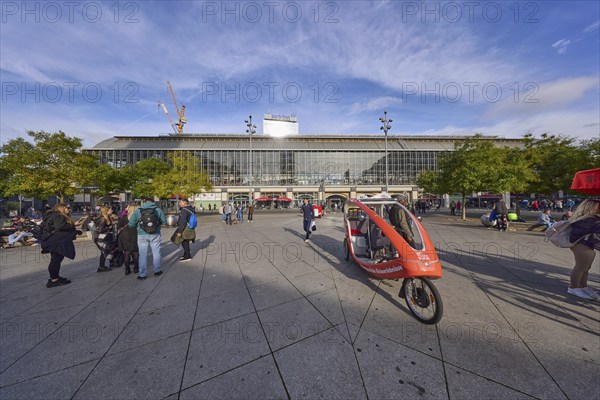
[157,81,187,135]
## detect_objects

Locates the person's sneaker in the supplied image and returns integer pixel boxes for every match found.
[180,257,192,262]
[567,287,593,300]
[46,278,71,288]
[154,271,163,276]
[137,276,146,280]
[582,287,600,299]
[97,267,112,272]
[304,239,309,243]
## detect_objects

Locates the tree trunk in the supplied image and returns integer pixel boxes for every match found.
[461,192,467,220]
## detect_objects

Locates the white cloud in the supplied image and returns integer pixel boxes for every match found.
[349,96,401,114]
[583,21,600,33]
[484,76,599,120]
[552,38,571,54]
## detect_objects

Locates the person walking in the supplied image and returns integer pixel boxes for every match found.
[175,198,196,262]
[567,199,600,300]
[450,200,456,216]
[128,197,167,280]
[41,204,78,288]
[247,203,254,222]
[117,203,140,275]
[301,198,315,242]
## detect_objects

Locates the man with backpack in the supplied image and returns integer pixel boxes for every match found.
[175,198,196,262]
[128,196,167,280]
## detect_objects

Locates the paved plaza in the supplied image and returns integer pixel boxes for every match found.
[0,211,598,399]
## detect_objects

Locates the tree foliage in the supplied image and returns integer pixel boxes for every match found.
[152,152,212,199]
[122,158,172,198]
[522,133,594,195]
[0,131,98,202]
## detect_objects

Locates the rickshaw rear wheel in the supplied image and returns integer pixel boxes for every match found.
[402,277,443,325]
[343,238,350,260]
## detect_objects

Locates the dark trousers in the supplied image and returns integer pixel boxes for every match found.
[182,240,191,258]
[48,252,64,279]
[124,251,139,270]
[303,219,312,240]
[248,212,253,221]
[226,213,232,225]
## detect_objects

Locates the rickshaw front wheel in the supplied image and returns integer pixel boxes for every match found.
[402,277,443,325]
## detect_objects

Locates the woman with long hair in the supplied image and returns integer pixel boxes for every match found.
[41,204,78,288]
[117,203,140,275]
[95,206,115,272]
[567,199,600,300]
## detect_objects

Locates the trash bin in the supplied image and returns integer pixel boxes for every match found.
[166,214,178,227]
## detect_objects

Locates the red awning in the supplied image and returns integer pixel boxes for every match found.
[571,168,600,195]
[254,197,272,201]
[275,197,292,202]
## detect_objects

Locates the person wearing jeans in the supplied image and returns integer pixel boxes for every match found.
[128,197,167,280]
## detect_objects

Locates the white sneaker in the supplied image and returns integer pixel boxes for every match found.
[304,239,309,243]
[567,287,594,300]
[582,287,600,299]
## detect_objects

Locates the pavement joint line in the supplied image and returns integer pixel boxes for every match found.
[0,260,140,376]
[431,230,571,399]
[70,231,208,399]
[225,221,292,400]
[434,323,451,400]
[176,223,211,400]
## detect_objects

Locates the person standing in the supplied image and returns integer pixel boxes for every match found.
[247,203,254,222]
[567,199,600,300]
[225,203,233,225]
[117,203,140,275]
[128,197,167,280]
[301,198,315,242]
[450,201,456,216]
[95,206,115,272]
[236,204,244,223]
[176,198,196,262]
[494,199,508,231]
[41,204,78,288]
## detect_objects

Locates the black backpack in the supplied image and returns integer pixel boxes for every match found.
[31,220,52,241]
[139,207,160,234]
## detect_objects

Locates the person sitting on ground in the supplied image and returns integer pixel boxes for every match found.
[6,217,34,246]
[538,208,554,229]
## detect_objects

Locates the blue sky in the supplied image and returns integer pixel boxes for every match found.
[1,0,598,147]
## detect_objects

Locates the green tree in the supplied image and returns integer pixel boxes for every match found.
[522,133,592,196]
[152,152,212,199]
[0,131,98,203]
[122,158,172,198]
[416,170,442,198]
[436,135,499,219]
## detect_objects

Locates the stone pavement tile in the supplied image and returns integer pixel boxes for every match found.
[274,327,367,399]
[527,344,600,400]
[334,287,379,341]
[439,322,565,399]
[194,286,255,329]
[305,288,346,326]
[182,313,270,388]
[0,292,146,386]
[285,270,335,297]
[0,303,88,372]
[237,263,282,289]
[445,364,536,400]
[354,329,448,399]
[0,360,96,400]
[180,356,287,400]
[74,332,189,400]
[137,272,202,313]
[108,300,197,355]
[198,270,248,300]
[258,297,332,351]
[248,276,302,311]
[360,292,440,358]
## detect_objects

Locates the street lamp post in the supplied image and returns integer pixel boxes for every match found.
[379,111,392,192]
[245,115,256,204]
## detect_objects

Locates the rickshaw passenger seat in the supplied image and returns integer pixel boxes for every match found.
[369,224,385,251]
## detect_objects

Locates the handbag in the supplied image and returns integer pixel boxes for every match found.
[311,220,317,231]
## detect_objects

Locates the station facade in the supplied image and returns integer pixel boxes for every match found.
[89,134,523,208]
